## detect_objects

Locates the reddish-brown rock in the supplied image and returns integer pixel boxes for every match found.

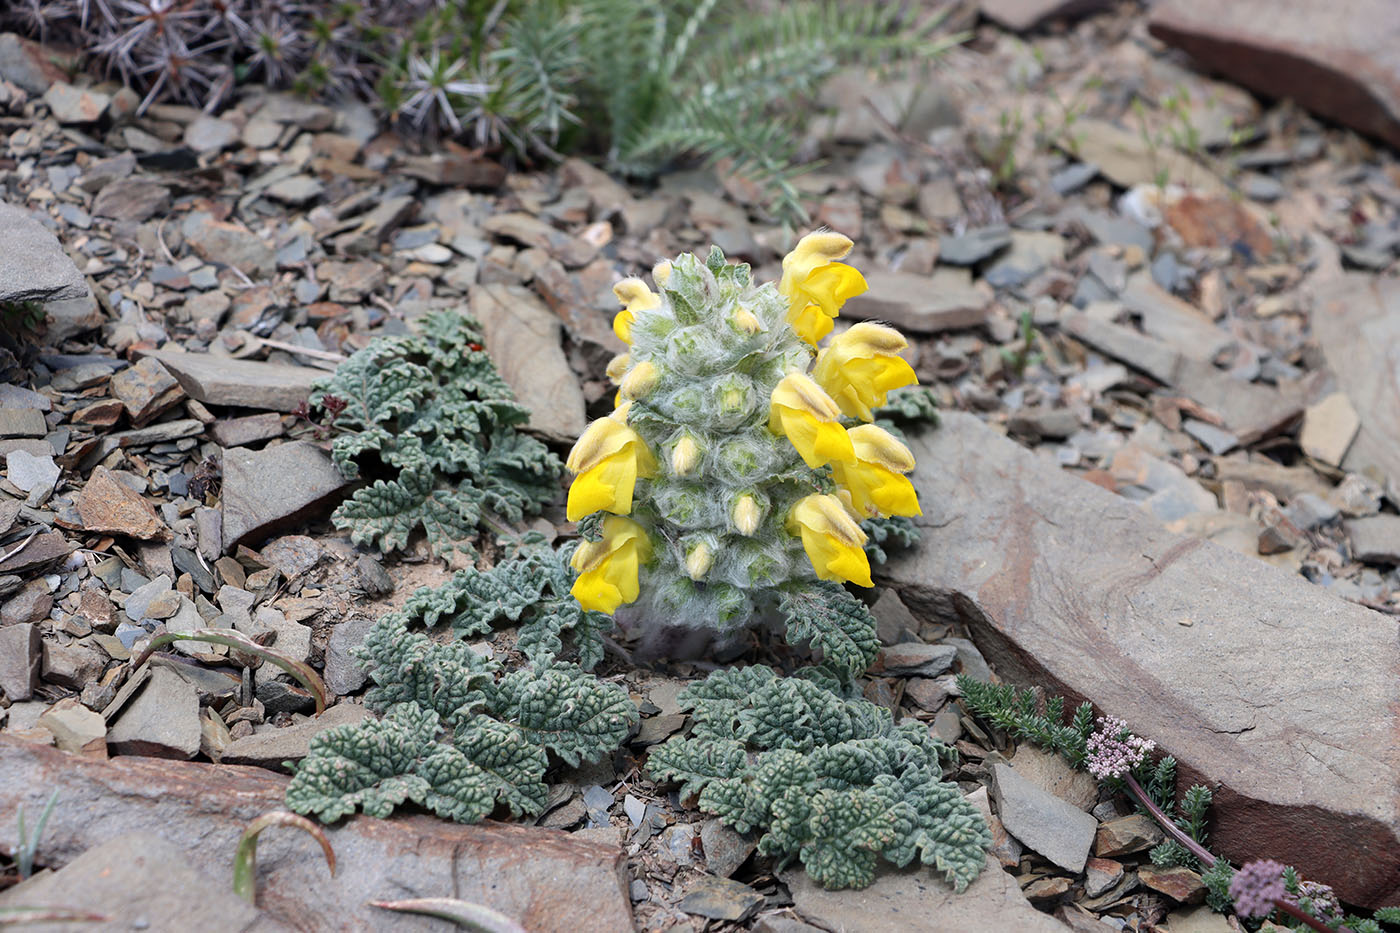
[883,414,1400,908]
[76,467,169,541]
[0,738,633,932]
[1149,0,1400,150]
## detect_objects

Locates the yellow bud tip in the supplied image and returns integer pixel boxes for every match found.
[605,353,631,384]
[772,372,844,421]
[733,496,761,536]
[651,260,672,286]
[671,435,700,476]
[685,543,713,581]
[731,307,762,335]
[611,400,633,423]
[784,231,855,271]
[836,321,908,354]
[613,278,658,310]
[620,360,659,400]
[848,423,916,472]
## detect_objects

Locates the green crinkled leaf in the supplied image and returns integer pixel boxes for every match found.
[493,663,637,766]
[862,515,922,566]
[314,309,561,558]
[427,718,549,820]
[647,665,990,892]
[356,619,497,726]
[779,582,879,685]
[514,599,613,672]
[797,789,895,890]
[285,703,439,823]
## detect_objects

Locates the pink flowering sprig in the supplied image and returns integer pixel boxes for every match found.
[1085,716,1156,780]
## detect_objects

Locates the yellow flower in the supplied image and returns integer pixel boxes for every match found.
[812,322,918,421]
[612,278,660,345]
[778,232,868,345]
[769,372,855,469]
[832,424,921,519]
[786,494,872,587]
[605,353,630,384]
[565,412,657,521]
[731,306,762,335]
[570,516,651,613]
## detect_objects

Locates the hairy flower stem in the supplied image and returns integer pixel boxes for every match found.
[1122,775,1348,933]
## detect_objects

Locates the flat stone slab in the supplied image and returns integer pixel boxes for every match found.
[470,283,587,443]
[142,350,320,413]
[1310,275,1400,495]
[0,831,278,932]
[783,857,1067,932]
[0,737,633,932]
[881,413,1400,908]
[1149,0,1400,150]
[844,269,991,334]
[0,201,89,305]
[221,441,351,551]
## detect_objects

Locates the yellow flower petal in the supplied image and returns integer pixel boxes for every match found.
[613,309,634,344]
[569,517,651,614]
[812,322,919,421]
[786,494,872,587]
[833,425,920,518]
[565,417,656,521]
[779,232,854,301]
[800,262,868,319]
[768,373,854,469]
[787,302,835,346]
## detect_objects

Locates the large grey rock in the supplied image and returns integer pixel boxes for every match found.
[0,832,277,932]
[0,737,634,931]
[141,351,320,413]
[980,0,1112,32]
[0,623,40,701]
[0,202,88,305]
[990,764,1096,872]
[881,413,1400,908]
[1149,0,1400,150]
[106,666,202,759]
[783,857,1067,933]
[0,33,67,95]
[844,269,991,334]
[1311,275,1400,495]
[221,441,351,550]
[470,284,587,443]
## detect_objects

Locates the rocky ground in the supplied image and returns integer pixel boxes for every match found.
[0,1,1398,931]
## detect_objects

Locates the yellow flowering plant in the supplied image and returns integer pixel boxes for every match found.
[566,232,920,630]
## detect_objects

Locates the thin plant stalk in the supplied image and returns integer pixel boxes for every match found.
[370,898,526,933]
[232,811,335,904]
[15,790,58,880]
[132,629,327,714]
[1121,775,1346,933]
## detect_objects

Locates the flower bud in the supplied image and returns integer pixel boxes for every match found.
[620,360,659,400]
[652,260,672,286]
[731,306,762,334]
[671,434,700,476]
[732,495,761,536]
[685,541,714,580]
[605,353,631,384]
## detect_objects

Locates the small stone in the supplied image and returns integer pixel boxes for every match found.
[0,623,40,700]
[939,226,1011,266]
[1299,393,1361,467]
[879,642,958,677]
[183,115,238,153]
[183,214,275,278]
[0,408,46,438]
[77,467,168,541]
[1051,162,1100,195]
[871,588,918,645]
[1084,857,1124,897]
[1182,419,1238,456]
[143,590,183,620]
[144,351,319,414]
[209,413,284,447]
[124,574,173,624]
[255,679,316,714]
[1023,875,1073,903]
[109,357,184,427]
[264,175,324,205]
[1008,407,1080,441]
[0,202,89,305]
[1345,514,1400,564]
[1167,904,1235,933]
[0,579,50,627]
[0,531,69,575]
[932,705,962,743]
[1009,744,1098,811]
[1284,493,1339,531]
[991,763,1097,873]
[43,82,110,123]
[220,703,369,769]
[91,179,171,223]
[1094,814,1164,857]
[41,639,104,690]
[354,554,393,596]
[5,449,58,494]
[678,876,764,923]
[221,442,351,550]
[318,259,387,303]
[1139,864,1206,903]
[37,696,106,757]
[904,677,952,712]
[700,818,756,878]
[260,535,322,579]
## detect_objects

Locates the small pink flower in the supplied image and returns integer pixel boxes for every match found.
[1084,716,1155,780]
[1230,859,1287,918]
